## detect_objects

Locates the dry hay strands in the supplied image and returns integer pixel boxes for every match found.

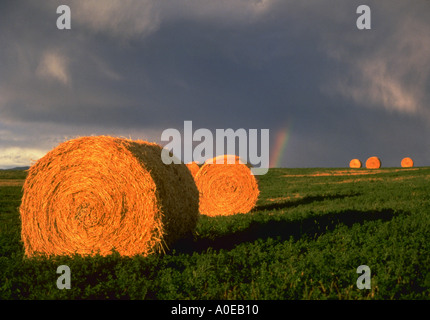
[349,159,362,169]
[186,161,200,178]
[20,136,199,258]
[194,155,260,217]
[365,156,381,169]
[401,157,414,168]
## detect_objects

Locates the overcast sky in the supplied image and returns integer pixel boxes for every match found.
[1,0,430,169]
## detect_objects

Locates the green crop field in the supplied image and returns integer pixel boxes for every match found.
[1,167,429,300]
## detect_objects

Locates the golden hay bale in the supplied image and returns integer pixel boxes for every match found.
[186,161,200,178]
[349,159,362,169]
[194,155,259,217]
[401,157,414,168]
[20,136,199,258]
[365,156,381,169]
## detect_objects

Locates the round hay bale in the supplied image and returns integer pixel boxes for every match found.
[401,157,414,168]
[365,156,381,169]
[20,136,199,257]
[194,155,259,217]
[349,159,362,168]
[186,161,200,178]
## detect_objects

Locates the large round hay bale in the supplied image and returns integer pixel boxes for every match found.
[20,136,199,257]
[365,156,381,169]
[186,161,200,178]
[194,155,259,217]
[401,157,414,168]
[349,159,362,168]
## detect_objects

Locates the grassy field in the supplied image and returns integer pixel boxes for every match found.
[1,167,429,300]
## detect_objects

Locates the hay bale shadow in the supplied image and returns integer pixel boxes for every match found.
[253,193,357,212]
[171,208,402,255]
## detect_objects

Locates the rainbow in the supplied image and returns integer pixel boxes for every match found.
[270,124,291,168]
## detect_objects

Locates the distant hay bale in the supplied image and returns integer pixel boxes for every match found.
[20,136,199,258]
[349,159,362,169]
[365,156,381,169]
[186,161,200,178]
[194,155,259,217]
[401,157,414,168]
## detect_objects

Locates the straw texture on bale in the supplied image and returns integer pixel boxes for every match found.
[20,136,199,258]
[349,159,362,169]
[401,157,414,168]
[366,156,381,169]
[194,155,259,217]
[186,161,200,178]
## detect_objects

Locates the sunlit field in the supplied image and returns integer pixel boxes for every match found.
[1,167,429,299]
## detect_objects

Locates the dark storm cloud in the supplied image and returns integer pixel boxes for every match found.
[1,0,321,129]
[1,0,430,168]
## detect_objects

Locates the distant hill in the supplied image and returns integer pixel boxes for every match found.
[0,166,30,171]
